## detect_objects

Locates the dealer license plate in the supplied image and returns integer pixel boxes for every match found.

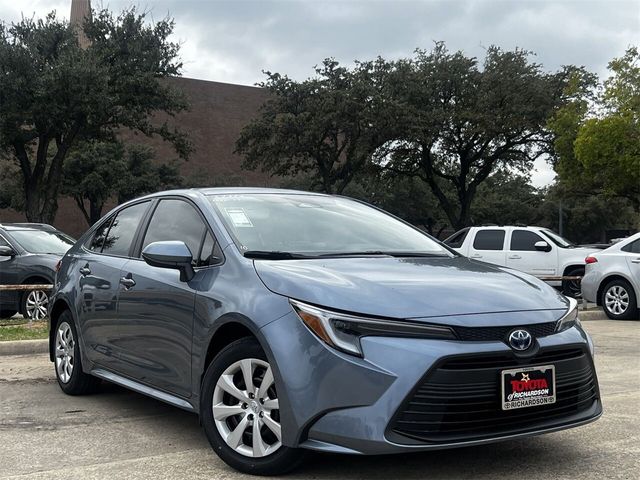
[501,364,556,410]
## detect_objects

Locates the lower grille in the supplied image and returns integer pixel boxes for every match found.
[391,348,598,443]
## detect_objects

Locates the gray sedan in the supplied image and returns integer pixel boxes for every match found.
[49,188,601,475]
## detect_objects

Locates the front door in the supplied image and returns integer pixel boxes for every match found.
[114,198,213,398]
[506,229,557,276]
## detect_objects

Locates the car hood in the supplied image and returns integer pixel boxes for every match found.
[253,256,570,320]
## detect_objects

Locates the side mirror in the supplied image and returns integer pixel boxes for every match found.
[0,246,15,257]
[141,241,195,282]
[534,241,551,252]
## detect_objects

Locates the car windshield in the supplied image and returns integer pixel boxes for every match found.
[10,230,74,255]
[208,194,451,257]
[540,229,574,248]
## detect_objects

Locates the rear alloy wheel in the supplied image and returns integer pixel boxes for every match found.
[201,338,304,475]
[54,311,101,395]
[23,289,49,320]
[602,279,638,320]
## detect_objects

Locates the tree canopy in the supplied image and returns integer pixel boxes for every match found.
[62,141,182,226]
[237,44,576,229]
[550,47,639,211]
[0,8,191,223]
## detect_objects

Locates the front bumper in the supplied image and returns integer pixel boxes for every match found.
[260,312,602,455]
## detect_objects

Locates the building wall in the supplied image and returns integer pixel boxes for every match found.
[0,77,275,238]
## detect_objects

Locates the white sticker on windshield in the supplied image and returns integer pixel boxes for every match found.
[226,208,254,228]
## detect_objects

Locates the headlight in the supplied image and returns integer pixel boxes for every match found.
[556,297,581,332]
[290,299,457,357]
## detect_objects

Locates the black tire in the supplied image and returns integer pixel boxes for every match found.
[601,279,638,320]
[200,337,304,476]
[562,267,584,298]
[0,309,18,319]
[53,311,101,395]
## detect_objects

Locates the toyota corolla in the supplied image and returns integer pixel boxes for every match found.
[49,188,602,475]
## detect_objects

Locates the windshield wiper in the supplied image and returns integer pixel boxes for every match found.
[318,251,449,258]
[243,250,315,260]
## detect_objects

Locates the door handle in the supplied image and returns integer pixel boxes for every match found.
[119,275,136,289]
[508,255,522,260]
[470,254,483,259]
[79,265,91,276]
[632,258,640,264]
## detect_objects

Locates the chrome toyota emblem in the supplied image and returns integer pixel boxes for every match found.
[508,329,532,351]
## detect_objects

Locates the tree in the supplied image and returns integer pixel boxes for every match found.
[62,141,182,226]
[549,47,640,213]
[384,44,573,229]
[0,8,191,223]
[236,58,402,194]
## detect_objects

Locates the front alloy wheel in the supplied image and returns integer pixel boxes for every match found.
[201,337,303,475]
[213,358,281,457]
[25,290,49,320]
[55,321,75,383]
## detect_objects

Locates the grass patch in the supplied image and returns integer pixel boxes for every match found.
[0,319,49,341]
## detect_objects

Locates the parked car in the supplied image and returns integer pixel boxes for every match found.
[581,232,640,320]
[0,223,75,320]
[444,225,601,297]
[50,189,601,475]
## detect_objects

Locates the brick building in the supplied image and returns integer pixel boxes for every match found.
[0,0,273,237]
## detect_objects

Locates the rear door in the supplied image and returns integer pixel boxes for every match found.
[77,201,151,369]
[467,229,507,266]
[506,229,557,276]
[114,197,218,397]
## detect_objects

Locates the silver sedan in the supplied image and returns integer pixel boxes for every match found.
[582,232,640,320]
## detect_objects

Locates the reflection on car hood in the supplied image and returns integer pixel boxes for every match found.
[253,256,569,320]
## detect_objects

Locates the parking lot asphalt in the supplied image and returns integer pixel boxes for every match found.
[0,319,638,480]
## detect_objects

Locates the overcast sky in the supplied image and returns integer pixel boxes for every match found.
[1,0,638,186]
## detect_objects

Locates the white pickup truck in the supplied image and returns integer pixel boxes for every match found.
[444,226,602,297]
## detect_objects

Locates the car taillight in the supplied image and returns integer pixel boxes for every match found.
[585,256,598,264]
[55,260,62,272]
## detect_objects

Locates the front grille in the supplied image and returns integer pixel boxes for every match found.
[452,322,558,342]
[391,348,598,443]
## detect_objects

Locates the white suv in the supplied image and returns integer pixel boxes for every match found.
[444,226,601,297]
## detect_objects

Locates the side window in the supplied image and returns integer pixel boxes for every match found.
[622,239,640,254]
[444,228,469,248]
[473,230,505,251]
[510,230,545,251]
[102,202,150,257]
[0,235,9,247]
[87,217,113,252]
[142,199,208,265]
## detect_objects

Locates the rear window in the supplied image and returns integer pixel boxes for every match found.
[473,230,505,251]
[622,239,640,254]
[101,202,150,257]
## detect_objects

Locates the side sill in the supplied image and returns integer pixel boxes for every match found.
[91,368,195,412]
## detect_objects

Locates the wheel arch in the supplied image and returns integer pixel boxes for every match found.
[562,264,585,277]
[597,274,637,307]
[200,319,262,389]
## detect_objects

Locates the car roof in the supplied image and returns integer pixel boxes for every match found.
[150,187,329,197]
[0,223,59,232]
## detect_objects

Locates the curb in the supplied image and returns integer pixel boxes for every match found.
[0,339,48,356]
[579,308,607,321]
